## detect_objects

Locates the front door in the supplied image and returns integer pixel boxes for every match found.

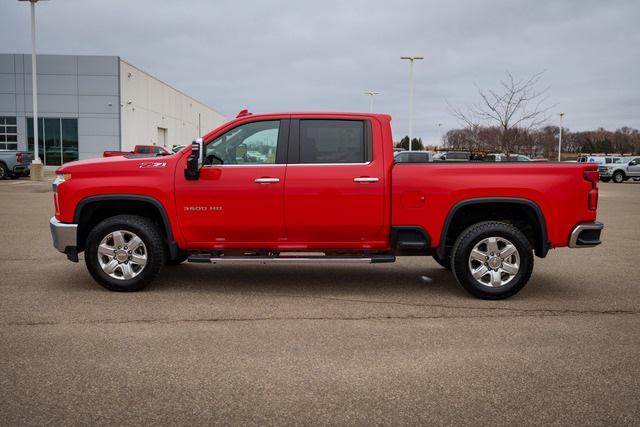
[283,118,387,249]
[628,157,640,177]
[174,119,289,248]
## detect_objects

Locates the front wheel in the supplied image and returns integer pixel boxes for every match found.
[451,221,533,299]
[85,215,165,291]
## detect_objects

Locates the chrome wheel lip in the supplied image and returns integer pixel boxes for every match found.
[97,230,147,281]
[468,236,520,288]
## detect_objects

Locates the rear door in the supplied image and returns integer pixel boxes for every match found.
[283,117,387,249]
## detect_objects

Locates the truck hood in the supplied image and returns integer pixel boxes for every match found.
[56,154,177,176]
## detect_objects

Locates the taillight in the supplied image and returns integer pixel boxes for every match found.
[584,170,599,211]
[16,152,23,163]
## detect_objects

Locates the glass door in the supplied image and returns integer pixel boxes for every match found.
[28,118,78,165]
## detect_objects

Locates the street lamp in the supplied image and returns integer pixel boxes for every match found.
[363,91,380,113]
[437,123,442,147]
[18,0,49,181]
[400,56,423,151]
[558,112,565,162]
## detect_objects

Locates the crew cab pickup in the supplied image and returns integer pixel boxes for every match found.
[50,112,603,299]
[103,145,170,157]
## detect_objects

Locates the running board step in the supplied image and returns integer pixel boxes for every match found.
[187,254,396,264]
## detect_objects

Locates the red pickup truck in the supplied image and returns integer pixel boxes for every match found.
[50,112,603,299]
[103,145,170,157]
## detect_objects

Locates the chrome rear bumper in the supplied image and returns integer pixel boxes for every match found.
[50,217,78,253]
[569,221,604,248]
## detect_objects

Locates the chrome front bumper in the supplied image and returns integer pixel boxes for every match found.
[50,217,78,253]
[569,221,604,248]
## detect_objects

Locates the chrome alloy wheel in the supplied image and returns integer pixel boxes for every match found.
[97,230,147,280]
[468,236,520,288]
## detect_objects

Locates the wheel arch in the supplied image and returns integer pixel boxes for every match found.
[436,197,549,259]
[74,194,178,258]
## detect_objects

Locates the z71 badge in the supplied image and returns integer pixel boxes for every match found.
[139,162,167,168]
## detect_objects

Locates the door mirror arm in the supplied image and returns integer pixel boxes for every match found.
[185,138,204,180]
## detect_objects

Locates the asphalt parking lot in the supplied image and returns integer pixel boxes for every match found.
[0,178,639,425]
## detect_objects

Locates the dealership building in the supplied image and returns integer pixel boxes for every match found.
[0,53,225,165]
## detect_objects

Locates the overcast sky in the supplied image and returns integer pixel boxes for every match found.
[2,0,639,143]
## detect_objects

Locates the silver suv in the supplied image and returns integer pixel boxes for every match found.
[599,156,640,183]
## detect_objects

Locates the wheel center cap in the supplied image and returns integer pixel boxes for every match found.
[115,250,128,262]
[489,257,501,269]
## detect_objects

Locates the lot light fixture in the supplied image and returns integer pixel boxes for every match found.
[558,112,565,162]
[18,0,50,180]
[364,91,380,113]
[401,56,423,151]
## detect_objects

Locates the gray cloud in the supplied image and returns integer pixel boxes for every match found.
[2,0,638,144]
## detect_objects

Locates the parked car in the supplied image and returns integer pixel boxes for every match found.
[103,145,170,157]
[0,151,33,179]
[394,151,433,163]
[598,156,640,183]
[50,111,603,300]
[434,151,470,161]
[171,144,187,153]
[484,153,532,162]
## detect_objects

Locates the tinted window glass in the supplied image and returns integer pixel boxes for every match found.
[206,120,279,165]
[300,120,365,164]
[137,146,150,154]
[395,152,408,163]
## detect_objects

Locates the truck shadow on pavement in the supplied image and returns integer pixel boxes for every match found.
[139,262,563,300]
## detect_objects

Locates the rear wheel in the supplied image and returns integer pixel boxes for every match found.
[451,221,533,299]
[613,171,626,183]
[85,215,165,291]
[0,163,8,179]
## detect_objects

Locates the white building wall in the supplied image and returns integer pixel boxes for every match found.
[119,60,225,151]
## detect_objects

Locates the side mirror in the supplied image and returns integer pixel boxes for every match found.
[630,161,637,166]
[185,138,204,180]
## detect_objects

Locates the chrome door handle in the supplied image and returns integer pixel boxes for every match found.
[254,177,280,184]
[353,177,379,183]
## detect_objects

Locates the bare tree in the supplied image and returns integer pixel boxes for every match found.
[448,71,555,154]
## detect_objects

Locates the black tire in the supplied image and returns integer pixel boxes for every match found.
[432,253,451,270]
[600,177,611,183]
[613,171,626,183]
[166,250,189,266]
[451,221,533,300]
[85,215,165,291]
[0,163,8,180]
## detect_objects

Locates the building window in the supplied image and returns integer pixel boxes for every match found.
[0,117,18,151]
[27,118,78,166]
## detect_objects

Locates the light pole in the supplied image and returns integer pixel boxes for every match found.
[19,0,48,181]
[437,123,442,147]
[364,91,380,113]
[558,112,565,162]
[400,56,423,151]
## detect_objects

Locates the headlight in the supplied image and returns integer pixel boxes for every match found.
[52,173,71,192]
